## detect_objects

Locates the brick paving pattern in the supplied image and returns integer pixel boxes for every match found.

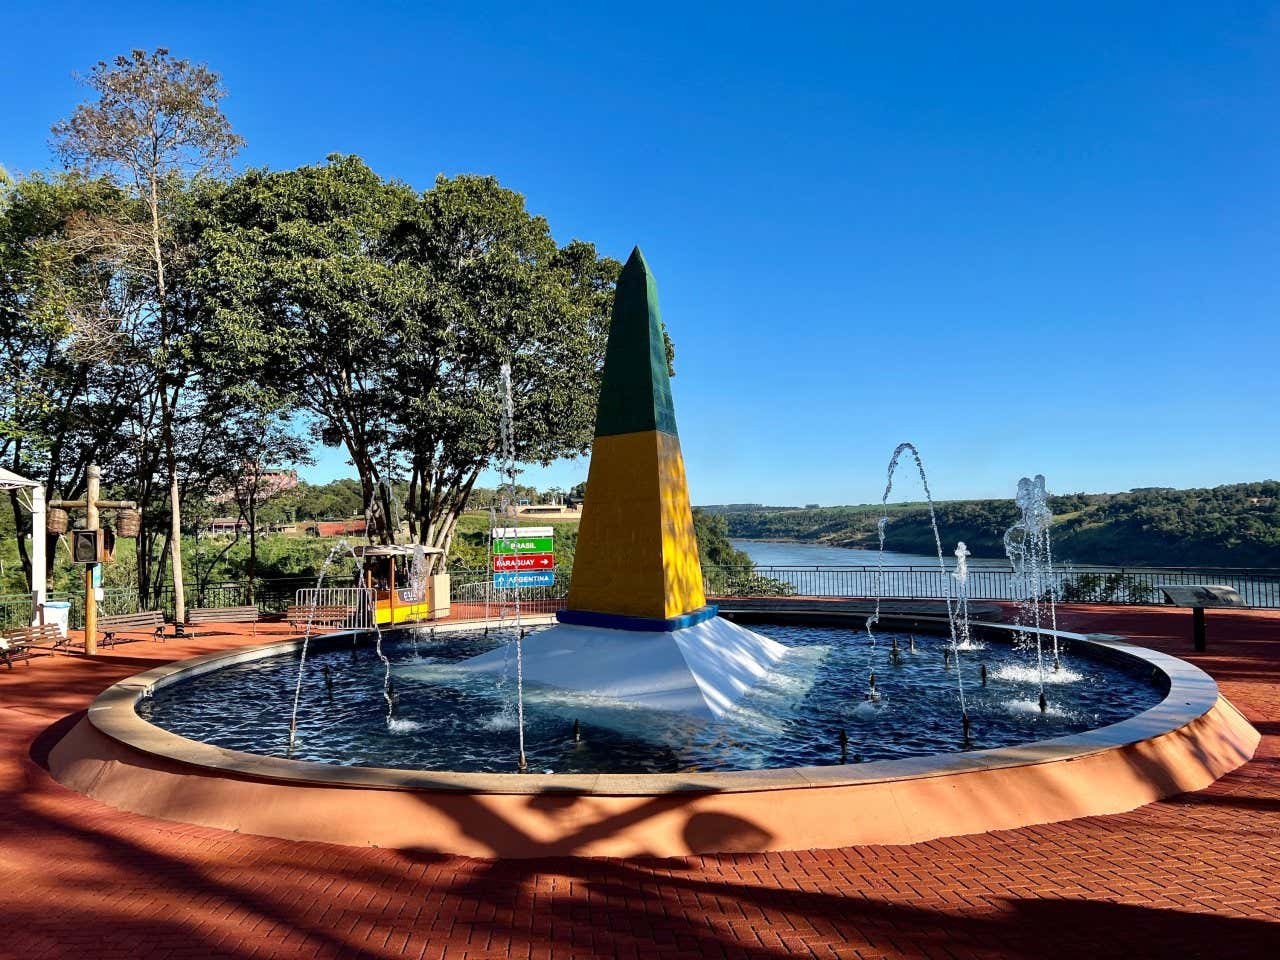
[0,606,1277,958]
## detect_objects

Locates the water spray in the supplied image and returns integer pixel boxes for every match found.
[499,362,529,774]
[287,540,351,753]
[1004,475,1059,711]
[868,444,969,741]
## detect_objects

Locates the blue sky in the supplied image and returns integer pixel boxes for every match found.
[4,2,1278,506]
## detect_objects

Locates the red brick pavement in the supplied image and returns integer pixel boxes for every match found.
[0,606,1277,959]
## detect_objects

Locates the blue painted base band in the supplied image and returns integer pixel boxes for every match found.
[555,604,720,632]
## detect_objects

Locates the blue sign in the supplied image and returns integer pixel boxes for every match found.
[493,571,555,589]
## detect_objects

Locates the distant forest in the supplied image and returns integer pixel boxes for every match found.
[702,481,1280,568]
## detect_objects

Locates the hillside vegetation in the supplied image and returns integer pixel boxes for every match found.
[711,481,1280,567]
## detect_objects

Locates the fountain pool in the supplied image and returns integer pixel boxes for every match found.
[139,622,1164,775]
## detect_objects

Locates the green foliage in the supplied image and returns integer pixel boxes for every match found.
[189,157,619,560]
[1059,572,1154,604]
[692,509,794,596]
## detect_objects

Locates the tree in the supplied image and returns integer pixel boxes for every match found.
[192,158,626,566]
[221,412,311,599]
[190,156,416,546]
[52,47,243,620]
[0,173,143,588]
[389,175,620,563]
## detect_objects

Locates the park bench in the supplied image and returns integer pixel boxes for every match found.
[99,610,166,647]
[285,604,355,631]
[182,605,259,638]
[0,623,67,668]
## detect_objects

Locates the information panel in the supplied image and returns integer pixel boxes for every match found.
[492,526,556,589]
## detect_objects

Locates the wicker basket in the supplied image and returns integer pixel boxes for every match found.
[117,508,141,538]
[46,507,69,535]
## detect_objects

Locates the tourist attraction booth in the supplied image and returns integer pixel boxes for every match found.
[353,544,450,626]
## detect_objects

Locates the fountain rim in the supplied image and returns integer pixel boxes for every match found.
[83,612,1221,797]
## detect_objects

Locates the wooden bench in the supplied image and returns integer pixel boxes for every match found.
[99,610,166,647]
[285,604,355,631]
[182,605,259,637]
[0,623,67,668]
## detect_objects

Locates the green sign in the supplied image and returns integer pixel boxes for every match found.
[492,536,554,555]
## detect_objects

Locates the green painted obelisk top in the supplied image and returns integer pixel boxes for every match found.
[593,246,678,438]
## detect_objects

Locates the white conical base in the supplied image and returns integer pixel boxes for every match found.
[449,617,787,720]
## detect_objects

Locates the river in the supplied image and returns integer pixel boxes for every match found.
[730,539,1008,569]
[727,539,1280,606]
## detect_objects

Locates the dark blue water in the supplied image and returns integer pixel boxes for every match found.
[138,623,1164,775]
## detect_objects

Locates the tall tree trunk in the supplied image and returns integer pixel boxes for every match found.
[247,491,258,603]
[9,490,33,590]
[151,168,185,623]
[164,410,185,622]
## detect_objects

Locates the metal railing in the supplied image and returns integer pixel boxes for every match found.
[5,561,1275,633]
[448,568,570,617]
[292,587,377,629]
[701,563,1280,608]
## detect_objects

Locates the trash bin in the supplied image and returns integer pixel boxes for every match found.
[41,601,71,638]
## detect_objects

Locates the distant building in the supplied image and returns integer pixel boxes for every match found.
[210,467,300,504]
[204,517,250,535]
[305,518,368,538]
[514,503,581,520]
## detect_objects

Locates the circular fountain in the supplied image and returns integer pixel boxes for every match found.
[50,613,1258,857]
[45,248,1260,857]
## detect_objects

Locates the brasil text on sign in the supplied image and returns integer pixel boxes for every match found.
[492,536,554,554]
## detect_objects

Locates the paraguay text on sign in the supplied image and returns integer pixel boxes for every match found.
[492,553,555,572]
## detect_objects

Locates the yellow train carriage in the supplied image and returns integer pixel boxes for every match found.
[354,545,450,627]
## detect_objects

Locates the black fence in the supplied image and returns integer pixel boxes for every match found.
[5,562,1277,632]
[702,563,1280,608]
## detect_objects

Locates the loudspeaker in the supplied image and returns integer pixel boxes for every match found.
[71,529,103,564]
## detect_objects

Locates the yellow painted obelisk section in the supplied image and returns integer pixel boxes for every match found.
[567,431,706,620]
[564,247,707,623]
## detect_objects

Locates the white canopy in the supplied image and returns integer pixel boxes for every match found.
[0,466,41,490]
[0,467,47,618]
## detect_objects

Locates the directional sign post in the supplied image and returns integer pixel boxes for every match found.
[492,526,555,589]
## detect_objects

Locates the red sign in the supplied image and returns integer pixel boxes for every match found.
[491,553,555,572]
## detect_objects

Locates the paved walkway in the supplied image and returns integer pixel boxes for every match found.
[0,606,1277,959]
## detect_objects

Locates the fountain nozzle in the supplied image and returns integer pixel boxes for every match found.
[1039,691,1048,713]
[962,711,971,746]
[980,663,988,686]
[572,718,581,743]
[839,728,848,763]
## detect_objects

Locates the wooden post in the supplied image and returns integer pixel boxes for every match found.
[389,560,397,628]
[84,465,100,655]
[1193,606,1207,652]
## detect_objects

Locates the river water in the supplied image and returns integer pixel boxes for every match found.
[728,539,1280,606]
[730,539,1008,569]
